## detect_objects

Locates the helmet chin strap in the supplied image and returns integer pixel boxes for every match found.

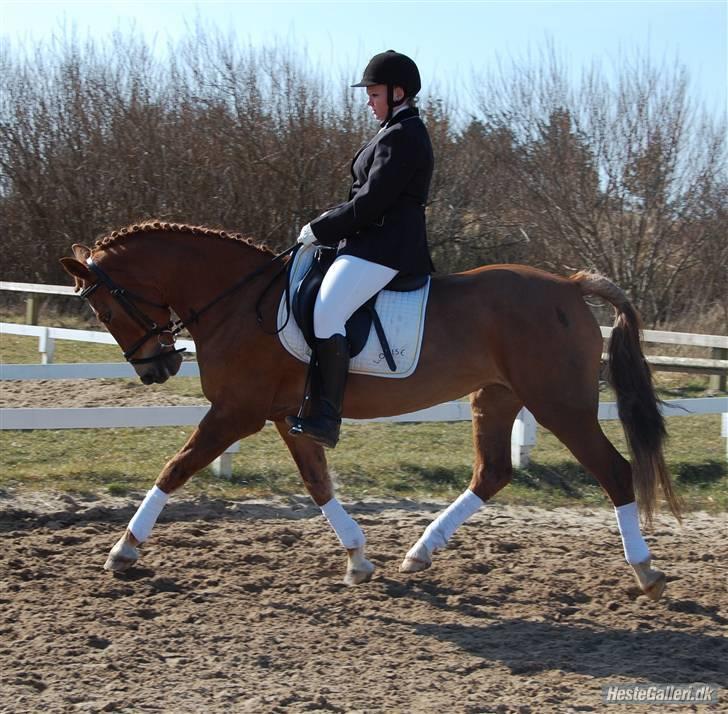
[384,84,406,126]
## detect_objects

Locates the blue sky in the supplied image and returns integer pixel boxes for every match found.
[3,1,726,117]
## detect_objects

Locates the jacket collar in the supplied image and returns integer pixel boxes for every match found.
[380,106,420,129]
[351,106,421,167]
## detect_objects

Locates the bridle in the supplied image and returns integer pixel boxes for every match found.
[79,259,185,364]
[78,244,299,366]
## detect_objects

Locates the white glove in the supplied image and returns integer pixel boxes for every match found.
[297,223,318,246]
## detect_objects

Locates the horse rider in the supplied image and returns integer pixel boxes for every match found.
[286,49,435,448]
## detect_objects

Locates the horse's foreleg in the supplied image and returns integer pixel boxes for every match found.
[401,386,522,573]
[104,407,262,573]
[273,421,374,585]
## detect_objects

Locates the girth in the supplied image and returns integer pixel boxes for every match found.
[291,247,428,371]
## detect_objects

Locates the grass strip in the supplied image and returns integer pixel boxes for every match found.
[1,417,725,512]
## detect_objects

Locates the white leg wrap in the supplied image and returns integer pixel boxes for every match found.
[128,486,170,542]
[615,501,650,564]
[321,498,365,549]
[408,489,485,559]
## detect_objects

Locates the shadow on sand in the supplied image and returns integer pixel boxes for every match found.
[369,576,727,684]
[377,610,726,684]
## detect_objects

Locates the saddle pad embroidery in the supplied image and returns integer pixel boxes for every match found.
[277,244,430,378]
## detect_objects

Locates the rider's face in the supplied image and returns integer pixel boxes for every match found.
[366,84,404,122]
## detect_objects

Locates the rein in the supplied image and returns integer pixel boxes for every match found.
[80,243,300,365]
[171,243,299,334]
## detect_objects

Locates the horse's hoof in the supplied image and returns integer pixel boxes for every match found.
[400,542,432,573]
[344,548,375,586]
[399,556,432,573]
[103,537,139,572]
[343,561,375,586]
[630,559,666,601]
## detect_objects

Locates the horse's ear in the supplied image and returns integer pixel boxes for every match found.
[71,244,92,261]
[60,244,93,288]
[59,256,93,289]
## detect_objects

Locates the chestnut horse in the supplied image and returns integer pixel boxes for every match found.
[61,221,681,599]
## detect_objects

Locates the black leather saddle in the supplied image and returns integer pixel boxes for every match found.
[291,247,428,371]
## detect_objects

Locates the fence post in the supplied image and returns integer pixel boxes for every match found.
[38,328,55,364]
[709,348,727,392]
[25,294,39,325]
[511,408,538,468]
[212,441,241,479]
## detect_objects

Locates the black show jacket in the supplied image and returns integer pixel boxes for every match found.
[310,107,435,274]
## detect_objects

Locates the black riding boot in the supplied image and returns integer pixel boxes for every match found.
[287,334,349,448]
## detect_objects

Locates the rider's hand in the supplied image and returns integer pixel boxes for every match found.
[297,223,318,247]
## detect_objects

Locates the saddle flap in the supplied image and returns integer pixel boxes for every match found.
[291,247,372,358]
[291,259,321,349]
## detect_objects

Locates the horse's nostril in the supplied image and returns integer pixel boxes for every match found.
[163,352,183,377]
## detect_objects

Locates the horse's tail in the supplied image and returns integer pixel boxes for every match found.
[570,271,682,527]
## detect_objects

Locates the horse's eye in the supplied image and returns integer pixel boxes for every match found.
[98,310,112,324]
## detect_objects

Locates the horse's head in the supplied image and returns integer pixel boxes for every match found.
[60,244,184,384]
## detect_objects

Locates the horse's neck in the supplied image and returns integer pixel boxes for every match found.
[122,233,273,338]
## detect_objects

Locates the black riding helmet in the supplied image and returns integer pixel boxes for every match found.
[352,50,421,123]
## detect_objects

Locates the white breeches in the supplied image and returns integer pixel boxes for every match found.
[314,255,398,339]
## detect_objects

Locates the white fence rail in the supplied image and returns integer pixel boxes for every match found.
[3,277,727,351]
[3,321,726,379]
[0,400,538,476]
[0,322,195,366]
[599,326,728,350]
[2,399,726,475]
[1,281,77,324]
[2,292,727,474]
[0,361,201,380]
[1,281,76,296]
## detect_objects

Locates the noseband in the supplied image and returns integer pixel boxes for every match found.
[79,259,186,364]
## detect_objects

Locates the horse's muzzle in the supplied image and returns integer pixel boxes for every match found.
[138,349,184,385]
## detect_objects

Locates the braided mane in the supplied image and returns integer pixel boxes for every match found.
[92,220,274,255]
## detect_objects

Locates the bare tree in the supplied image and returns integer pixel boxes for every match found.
[472,47,728,324]
[1,33,725,328]
[0,29,369,285]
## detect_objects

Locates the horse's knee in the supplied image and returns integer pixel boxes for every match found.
[300,469,334,505]
[157,460,193,493]
[470,465,512,501]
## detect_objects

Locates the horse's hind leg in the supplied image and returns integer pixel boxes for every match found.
[273,421,374,585]
[534,408,666,600]
[401,385,523,572]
